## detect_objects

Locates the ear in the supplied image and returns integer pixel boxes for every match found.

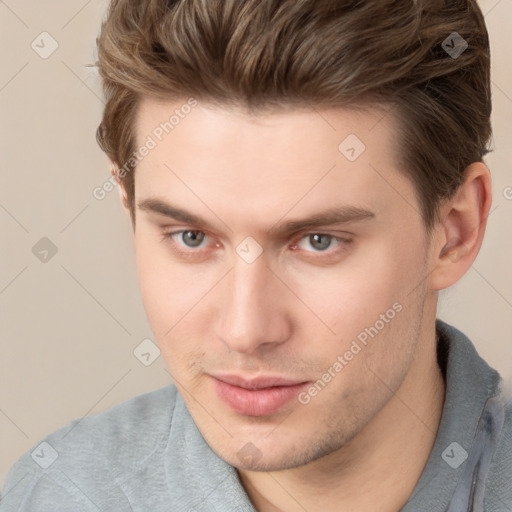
[110,162,130,213]
[428,162,492,291]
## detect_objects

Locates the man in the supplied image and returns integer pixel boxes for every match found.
[1,0,511,511]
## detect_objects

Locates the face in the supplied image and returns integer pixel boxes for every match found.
[132,97,434,471]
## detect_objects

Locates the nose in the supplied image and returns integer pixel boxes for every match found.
[215,250,291,354]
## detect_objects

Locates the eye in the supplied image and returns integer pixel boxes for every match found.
[161,229,352,262]
[300,233,337,252]
[164,230,209,250]
[293,233,350,255]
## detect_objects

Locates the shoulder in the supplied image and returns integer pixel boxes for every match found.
[0,384,178,510]
[41,383,178,473]
[484,384,512,509]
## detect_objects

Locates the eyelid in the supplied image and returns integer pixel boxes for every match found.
[290,230,352,244]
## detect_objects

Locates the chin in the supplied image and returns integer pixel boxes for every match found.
[210,433,329,473]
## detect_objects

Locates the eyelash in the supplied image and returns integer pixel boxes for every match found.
[160,229,353,261]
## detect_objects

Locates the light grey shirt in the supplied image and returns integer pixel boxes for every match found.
[1,320,511,511]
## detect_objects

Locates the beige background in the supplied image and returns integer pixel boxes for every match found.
[0,0,511,489]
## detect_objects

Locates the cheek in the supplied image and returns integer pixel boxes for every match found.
[135,239,167,326]
[288,238,416,337]
[134,236,190,334]
[282,233,428,382]
[134,235,217,373]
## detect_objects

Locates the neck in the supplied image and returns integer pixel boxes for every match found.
[238,318,446,512]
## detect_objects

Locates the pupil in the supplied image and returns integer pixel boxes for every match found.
[311,234,330,251]
[184,231,204,247]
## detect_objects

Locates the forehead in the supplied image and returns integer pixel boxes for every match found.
[134,97,397,157]
[133,96,417,231]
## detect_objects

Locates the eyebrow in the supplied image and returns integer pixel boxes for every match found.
[136,198,375,237]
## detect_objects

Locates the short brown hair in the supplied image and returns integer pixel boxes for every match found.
[95,0,492,229]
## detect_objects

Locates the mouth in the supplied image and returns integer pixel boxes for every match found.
[209,373,311,417]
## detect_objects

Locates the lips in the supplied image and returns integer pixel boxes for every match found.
[210,373,310,416]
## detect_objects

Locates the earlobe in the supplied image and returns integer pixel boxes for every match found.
[429,162,492,291]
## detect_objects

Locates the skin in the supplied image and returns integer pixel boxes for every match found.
[118,97,491,512]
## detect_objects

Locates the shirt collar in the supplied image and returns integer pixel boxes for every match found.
[401,319,501,511]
